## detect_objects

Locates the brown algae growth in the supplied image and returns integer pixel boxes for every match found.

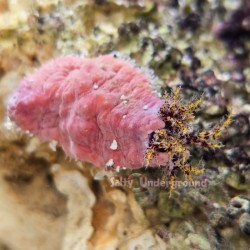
[146,88,232,192]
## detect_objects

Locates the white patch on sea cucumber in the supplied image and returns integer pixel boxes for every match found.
[120,95,127,100]
[122,115,127,119]
[93,84,98,89]
[143,105,148,110]
[106,159,114,167]
[120,95,128,104]
[110,139,118,150]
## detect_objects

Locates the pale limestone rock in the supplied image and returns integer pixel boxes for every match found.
[52,167,96,250]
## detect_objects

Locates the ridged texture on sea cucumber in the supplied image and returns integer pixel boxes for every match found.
[8,55,166,169]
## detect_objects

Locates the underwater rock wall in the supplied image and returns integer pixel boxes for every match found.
[0,0,249,250]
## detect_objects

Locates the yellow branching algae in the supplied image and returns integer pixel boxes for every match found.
[146,88,232,193]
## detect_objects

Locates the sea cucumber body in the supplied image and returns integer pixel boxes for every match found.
[8,55,166,169]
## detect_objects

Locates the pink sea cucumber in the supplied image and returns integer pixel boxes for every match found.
[7,55,167,169]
